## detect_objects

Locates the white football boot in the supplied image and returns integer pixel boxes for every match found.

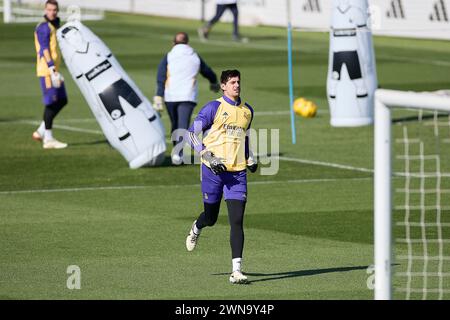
[229,270,249,284]
[197,27,208,42]
[43,138,68,149]
[171,153,183,166]
[186,221,200,251]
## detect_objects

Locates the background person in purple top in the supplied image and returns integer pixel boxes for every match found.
[185,69,257,284]
[32,0,68,149]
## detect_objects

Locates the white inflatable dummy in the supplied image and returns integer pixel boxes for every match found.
[57,20,166,168]
[327,0,378,127]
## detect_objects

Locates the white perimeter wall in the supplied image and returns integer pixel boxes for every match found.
[19,0,450,40]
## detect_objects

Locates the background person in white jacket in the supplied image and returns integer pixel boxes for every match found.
[154,32,219,165]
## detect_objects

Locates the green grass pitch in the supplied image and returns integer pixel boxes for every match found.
[0,12,449,300]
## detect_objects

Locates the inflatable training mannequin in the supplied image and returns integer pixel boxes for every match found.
[327,0,377,127]
[57,20,166,168]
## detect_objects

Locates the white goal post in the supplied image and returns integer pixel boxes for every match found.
[374,89,450,300]
[2,0,104,23]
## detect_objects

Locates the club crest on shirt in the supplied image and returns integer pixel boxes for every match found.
[222,111,229,120]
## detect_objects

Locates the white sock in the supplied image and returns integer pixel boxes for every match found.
[232,258,242,272]
[44,129,53,142]
[193,221,201,235]
[37,121,45,136]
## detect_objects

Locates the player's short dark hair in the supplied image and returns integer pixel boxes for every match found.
[174,32,189,45]
[45,0,59,9]
[220,69,240,84]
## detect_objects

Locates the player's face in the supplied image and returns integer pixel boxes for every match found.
[45,4,58,21]
[221,76,240,100]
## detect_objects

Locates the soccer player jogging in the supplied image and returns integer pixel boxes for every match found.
[32,0,68,149]
[185,69,257,284]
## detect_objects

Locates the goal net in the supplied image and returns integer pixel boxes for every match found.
[2,0,104,23]
[374,89,450,300]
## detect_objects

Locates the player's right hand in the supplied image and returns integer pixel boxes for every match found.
[49,66,64,88]
[153,96,164,112]
[202,151,226,175]
[210,82,220,93]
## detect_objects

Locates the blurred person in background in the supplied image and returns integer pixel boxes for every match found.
[198,0,248,42]
[153,32,219,165]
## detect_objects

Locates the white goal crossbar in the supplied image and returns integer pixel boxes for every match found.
[2,0,104,23]
[374,89,450,300]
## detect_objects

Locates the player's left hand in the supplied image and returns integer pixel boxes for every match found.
[247,163,258,173]
[49,66,64,88]
[246,153,257,173]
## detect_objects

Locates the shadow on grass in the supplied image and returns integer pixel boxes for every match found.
[0,117,30,123]
[212,265,369,283]
[68,139,109,147]
[137,155,197,168]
